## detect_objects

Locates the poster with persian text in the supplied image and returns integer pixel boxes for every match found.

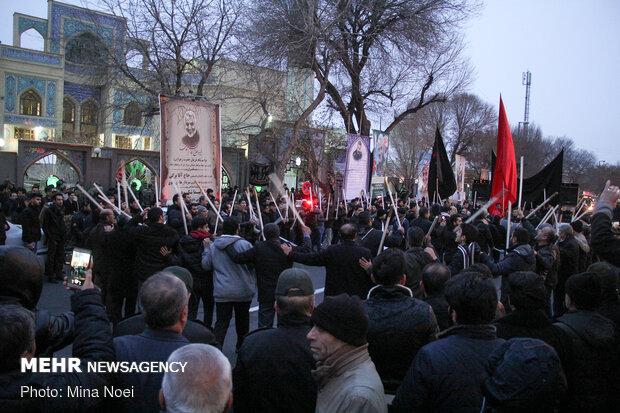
[160,95,221,203]
[344,134,370,201]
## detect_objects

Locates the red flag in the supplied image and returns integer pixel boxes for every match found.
[489,97,517,215]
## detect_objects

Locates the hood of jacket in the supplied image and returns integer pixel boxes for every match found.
[214,234,242,250]
[557,310,617,350]
[511,243,536,266]
[179,234,202,254]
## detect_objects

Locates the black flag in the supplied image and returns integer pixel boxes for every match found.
[428,128,456,202]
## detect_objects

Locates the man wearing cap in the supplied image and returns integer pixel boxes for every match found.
[308,293,387,413]
[233,268,317,413]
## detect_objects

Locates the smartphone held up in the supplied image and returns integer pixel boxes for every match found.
[68,248,92,289]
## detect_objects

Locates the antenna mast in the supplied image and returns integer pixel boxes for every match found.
[521,70,532,138]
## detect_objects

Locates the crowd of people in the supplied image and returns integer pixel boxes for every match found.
[0,177,619,412]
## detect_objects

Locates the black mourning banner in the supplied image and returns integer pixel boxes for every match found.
[428,128,457,201]
[249,162,272,186]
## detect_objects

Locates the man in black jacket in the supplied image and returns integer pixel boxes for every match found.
[131,207,180,285]
[19,192,42,252]
[404,226,437,296]
[232,222,312,328]
[178,215,214,325]
[365,249,438,393]
[554,272,620,413]
[356,211,383,257]
[590,180,620,267]
[410,207,432,233]
[494,271,573,370]
[0,246,74,356]
[166,193,189,237]
[0,269,115,412]
[233,268,317,413]
[114,272,191,413]
[555,223,580,317]
[392,273,504,412]
[535,225,560,315]
[420,263,452,331]
[590,261,620,329]
[41,192,66,283]
[283,224,372,298]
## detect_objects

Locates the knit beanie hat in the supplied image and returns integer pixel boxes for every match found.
[310,294,368,346]
[507,271,547,311]
[565,272,601,310]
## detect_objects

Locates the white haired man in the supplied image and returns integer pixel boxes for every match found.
[159,343,232,413]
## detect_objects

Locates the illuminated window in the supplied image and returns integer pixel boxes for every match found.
[143,136,151,150]
[15,128,35,140]
[20,90,41,116]
[81,101,98,125]
[63,97,75,123]
[115,135,131,149]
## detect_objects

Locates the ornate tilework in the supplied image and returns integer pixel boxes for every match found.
[64,82,100,103]
[17,76,46,96]
[17,16,48,38]
[5,75,16,113]
[4,115,57,128]
[111,125,154,135]
[49,3,125,55]
[46,81,56,117]
[1,47,62,66]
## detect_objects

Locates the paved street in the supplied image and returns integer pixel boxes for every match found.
[40,262,326,365]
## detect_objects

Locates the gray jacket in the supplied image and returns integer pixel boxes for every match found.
[202,235,256,302]
[312,344,387,413]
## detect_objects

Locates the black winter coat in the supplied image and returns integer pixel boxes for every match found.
[178,233,212,291]
[289,239,372,298]
[0,289,115,412]
[232,236,311,303]
[535,243,560,290]
[591,204,620,267]
[494,309,573,369]
[166,204,186,237]
[410,216,432,233]
[392,324,504,413]
[41,205,66,241]
[19,204,42,243]
[233,315,317,413]
[365,285,438,391]
[131,221,180,281]
[554,310,620,413]
[356,224,383,257]
[484,243,536,277]
[113,314,216,345]
[558,236,580,283]
[404,247,435,296]
[423,294,451,331]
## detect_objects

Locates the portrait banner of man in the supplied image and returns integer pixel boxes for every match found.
[416,152,431,201]
[344,134,370,200]
[372,130,389,178]
[160,95,221,202]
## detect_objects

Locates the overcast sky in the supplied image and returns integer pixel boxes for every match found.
[2,0,619,164]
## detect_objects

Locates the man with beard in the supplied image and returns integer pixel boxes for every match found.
[19,192,42,252]
[181,110,200,149]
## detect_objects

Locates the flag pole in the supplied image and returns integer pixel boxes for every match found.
[505,201,512,251]
[518,156,524,209]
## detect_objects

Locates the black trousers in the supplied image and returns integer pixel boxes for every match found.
[188,279,215,328]
[45,238,65,280]
[214,301,251,350]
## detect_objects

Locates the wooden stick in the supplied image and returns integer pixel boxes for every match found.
[120,161,129,213]
[536,205,559,229]
[268,173,304,225]
[342,188,348,214]
[171,178,188,235]
[377,207,394,255]
[465,190,506,224]
[385,177,401,228]
[154,177,160,207]
[270,192,284,220]
[117,182,121,210]
[573,208,592,223]
[128,185,144,212]
[254,188,265,240]
[335,196,339,220]
[426,216,440,238]
[525,192,558,219]
[93,183,131,217]
[572,200,585,221]
[195,181,223,223]
[505,201,512,251]
[473,191,477,207]
[75,184,104,211]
